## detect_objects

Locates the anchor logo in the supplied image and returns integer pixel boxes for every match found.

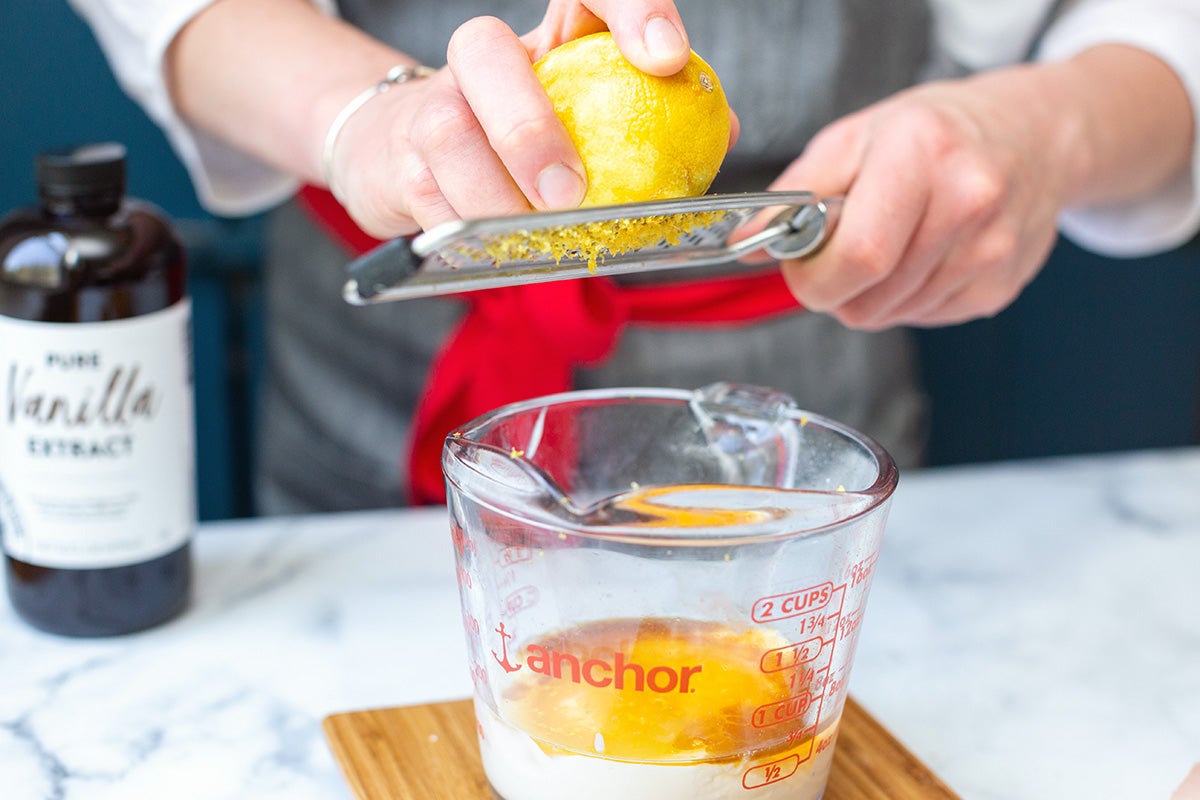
[491,622,523,673]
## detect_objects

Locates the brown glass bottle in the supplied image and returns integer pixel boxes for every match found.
[0,143,194,636]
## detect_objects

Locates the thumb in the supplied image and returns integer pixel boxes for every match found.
[533,1,690,76]
[730,115,867,262]
[592,0,691,75]
[769,113,867,200]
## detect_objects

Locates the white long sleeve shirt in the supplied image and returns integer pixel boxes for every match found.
[69,0,1200,257]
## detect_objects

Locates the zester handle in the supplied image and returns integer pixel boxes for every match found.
[762,197,842,260]
[343,236,421,304]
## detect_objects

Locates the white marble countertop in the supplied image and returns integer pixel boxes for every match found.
[2,447,1199,800]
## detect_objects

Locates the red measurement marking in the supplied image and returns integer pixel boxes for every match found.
[799,613,833,637]
[837,606,865,641]
[502,585,539,615]
[752,582,836,623]
[783,723,819,753]
[751,691,812,728]
[760,636,826,673]
[782,665,825,697]
[455,564,474,589]
[742,754,800,789]
[783,724,819,763]
[497,545,532,567]
[849,551,879,588]
[809,667,830,698]
[470,661,490,690]
[450,523,468,558]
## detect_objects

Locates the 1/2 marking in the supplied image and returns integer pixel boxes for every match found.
[742,753,800,789]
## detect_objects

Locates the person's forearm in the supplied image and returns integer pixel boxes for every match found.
[166,0,416,187]
[1041,43,1194,206]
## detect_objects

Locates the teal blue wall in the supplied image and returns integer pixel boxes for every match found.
[2,1,264,520]
[0,3,206,219]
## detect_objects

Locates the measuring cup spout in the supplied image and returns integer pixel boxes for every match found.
[687,383,803,488]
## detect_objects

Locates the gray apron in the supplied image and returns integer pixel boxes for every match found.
[256,0,934,514]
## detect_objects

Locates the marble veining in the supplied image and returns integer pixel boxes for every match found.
[2,453,1198,800]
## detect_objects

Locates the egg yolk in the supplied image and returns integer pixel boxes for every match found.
[500,617,818,762]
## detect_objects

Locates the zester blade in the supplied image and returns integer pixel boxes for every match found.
[343,191,838,304]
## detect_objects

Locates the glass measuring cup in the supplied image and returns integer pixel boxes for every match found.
[443,383,898,800]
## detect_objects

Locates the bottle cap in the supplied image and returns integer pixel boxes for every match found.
[36,143,127,198]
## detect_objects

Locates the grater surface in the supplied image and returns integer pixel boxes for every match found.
[344,191,837,303]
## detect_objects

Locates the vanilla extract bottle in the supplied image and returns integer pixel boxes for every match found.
[0,143,195,636]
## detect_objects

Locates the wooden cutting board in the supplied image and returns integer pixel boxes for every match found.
[323,696,959,799]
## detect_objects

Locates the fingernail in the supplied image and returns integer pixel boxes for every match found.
[643,16,687,62]
[536,163,585,209]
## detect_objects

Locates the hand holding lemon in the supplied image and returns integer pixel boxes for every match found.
[330,8,733,239]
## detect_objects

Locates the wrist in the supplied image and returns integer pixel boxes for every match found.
[293,13,423,187]
[1026,60,1098,210]
[320,64,436,199]
[1041,44,1194,207]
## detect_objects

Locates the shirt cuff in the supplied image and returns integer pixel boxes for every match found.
[1037,1,1200,257]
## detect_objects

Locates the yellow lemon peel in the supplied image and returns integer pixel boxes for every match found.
[462,210,727,273]
[535,32,731,207]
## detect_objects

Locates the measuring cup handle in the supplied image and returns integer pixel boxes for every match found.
[762,196,842,261]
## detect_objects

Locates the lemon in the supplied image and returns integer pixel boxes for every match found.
[534,31,731,207]
[474,34,732,271]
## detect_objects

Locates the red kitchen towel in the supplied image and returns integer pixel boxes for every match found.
[298,186,802,504]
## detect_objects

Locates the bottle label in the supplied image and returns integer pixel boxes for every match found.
[0,301,196,568]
